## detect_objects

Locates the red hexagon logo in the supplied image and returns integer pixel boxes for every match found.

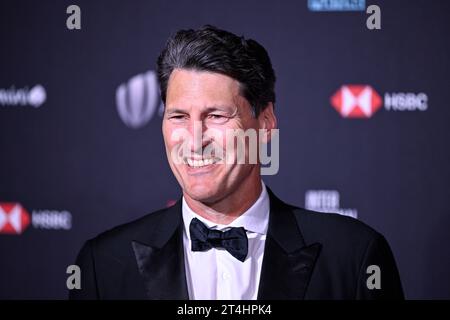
[0,203,31,235]
[331,85,382,118]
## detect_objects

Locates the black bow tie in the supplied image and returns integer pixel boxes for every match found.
[189,218,248,262]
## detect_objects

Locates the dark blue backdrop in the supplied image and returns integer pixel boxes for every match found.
[1,0,449,299]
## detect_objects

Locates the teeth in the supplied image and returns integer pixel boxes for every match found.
[185,158,217,167]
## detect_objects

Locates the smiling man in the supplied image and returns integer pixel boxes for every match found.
[70,26,403,300]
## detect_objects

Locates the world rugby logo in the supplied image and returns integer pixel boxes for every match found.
[116,70,159,129]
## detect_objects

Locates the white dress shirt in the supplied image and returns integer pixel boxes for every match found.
[182,181,270,300]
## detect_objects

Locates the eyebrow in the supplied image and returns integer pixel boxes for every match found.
[165,105,235,115]
[165,108,188,115]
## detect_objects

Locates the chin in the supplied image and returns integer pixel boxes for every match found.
[184,182,222,203]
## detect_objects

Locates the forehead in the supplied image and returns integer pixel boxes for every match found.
[166,69,243,110]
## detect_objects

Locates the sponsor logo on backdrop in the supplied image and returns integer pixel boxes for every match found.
[0,85,46,108]
[116,70,163,129]
[331,85,382,118]
[32,210,72,230]
[308,0,366,12]
[331,84,428,118]
[308,1,381,30]
[0,202,72,235]
[0,203,30,234]
[305,190,358,218]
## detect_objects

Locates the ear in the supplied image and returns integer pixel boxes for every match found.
[258,103,277,143]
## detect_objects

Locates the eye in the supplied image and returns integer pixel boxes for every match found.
[207,114,229,123]
[169,114,187,120]
[209,114,224,119]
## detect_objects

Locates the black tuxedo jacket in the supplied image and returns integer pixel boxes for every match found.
[69,188,404,300]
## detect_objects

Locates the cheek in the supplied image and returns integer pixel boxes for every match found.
[203,126,227,154]
[162,123,176,150]
[208,121,243,145]
[162,122,169,143]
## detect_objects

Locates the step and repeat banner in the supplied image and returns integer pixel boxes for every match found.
[1,0,449,299]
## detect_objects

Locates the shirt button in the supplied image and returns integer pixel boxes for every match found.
[222,272,230,280]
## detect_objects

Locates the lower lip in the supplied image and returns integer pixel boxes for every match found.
[185,162,218,175]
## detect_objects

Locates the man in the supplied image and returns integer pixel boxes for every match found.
[70,26,403,300]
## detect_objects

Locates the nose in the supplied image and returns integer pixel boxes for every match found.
[189,119,211,154]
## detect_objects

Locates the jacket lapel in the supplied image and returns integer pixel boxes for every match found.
[131,200,189,300]
[129,187,321,300]
[258,188,322,299]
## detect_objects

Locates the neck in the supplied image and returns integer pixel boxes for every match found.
[183,169,262,225]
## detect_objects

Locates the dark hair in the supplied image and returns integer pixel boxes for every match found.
[157,25,276,117]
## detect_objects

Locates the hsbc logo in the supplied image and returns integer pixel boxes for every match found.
[0,202,72,235]
[0,203,30,235]
[331,84,428,118]
[331,85,382,118]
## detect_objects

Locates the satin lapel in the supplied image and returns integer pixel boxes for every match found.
[131,200,189,300]
[258,188,322,300]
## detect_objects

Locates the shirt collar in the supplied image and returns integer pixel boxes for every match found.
[182,181,270,240]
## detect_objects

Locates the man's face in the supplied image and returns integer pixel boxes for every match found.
[162,69,264,204]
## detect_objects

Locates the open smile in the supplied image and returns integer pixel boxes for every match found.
[182,157,222,174]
